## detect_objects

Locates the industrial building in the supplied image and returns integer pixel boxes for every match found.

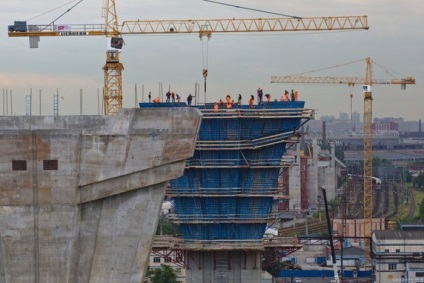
[372,230,424,283]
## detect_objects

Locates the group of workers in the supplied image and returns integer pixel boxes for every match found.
[258,88,299,103]
[281,89,299,102]
[147,88,299,109]
[212,88,299,111]
[149,91,193,105]
[256,88,300,104]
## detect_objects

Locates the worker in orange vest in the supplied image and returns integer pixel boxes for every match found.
[283,90,290,101]
[214,103,219,112]
[249,95,254,107]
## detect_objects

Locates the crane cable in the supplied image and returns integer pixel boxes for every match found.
[285,57,408,80]
[26,0,83,21]
[25,0,85,32]
[201,29,210,101]
[284,58,365,77]
[44,0,84,31]
[201,0,301,102]
[203,0,302,19]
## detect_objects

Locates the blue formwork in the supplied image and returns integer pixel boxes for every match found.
[140,101,308,242]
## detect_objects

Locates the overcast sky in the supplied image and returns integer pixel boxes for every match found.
[1,0,423,120]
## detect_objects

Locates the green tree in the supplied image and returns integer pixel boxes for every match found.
[419,201,424,221]
[146,264,178,283]
[335,146,345,163]
[263,261,286,278]
[413,172,424,189]
[156,217,182,236]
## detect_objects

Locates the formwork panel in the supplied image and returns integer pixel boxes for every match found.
[162,101,309,242]
[180,223,267,241]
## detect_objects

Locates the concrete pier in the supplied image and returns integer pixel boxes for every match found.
[185,251,262,283]
[0,108,201,283]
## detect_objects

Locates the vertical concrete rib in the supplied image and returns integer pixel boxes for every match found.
[31,131,39,283]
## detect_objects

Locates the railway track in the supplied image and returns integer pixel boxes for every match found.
[279,180,406,238]
[407,188,416,219]
[279,220,327,237]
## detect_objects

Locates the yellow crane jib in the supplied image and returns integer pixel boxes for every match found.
[8,16,369,38]
[8,6,369,116]
[270,75,416,89]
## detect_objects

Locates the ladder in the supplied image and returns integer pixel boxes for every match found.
[216,257,228,283]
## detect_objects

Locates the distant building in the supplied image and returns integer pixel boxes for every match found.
[284,140,343,212]
[371,230,424,283]
[333,218,385,246]
[146,250,186,283]
[340,112,349,121]
[331,245,365,269]
[373,121,398,132]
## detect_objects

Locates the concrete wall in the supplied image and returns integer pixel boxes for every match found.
[0,108,201,283]
[185,251,261,283]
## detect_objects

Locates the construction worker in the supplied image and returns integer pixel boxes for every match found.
[265,93,271,102]
[225,95,231,104]
[225,95,231,108]
[257,88,263,103]
[187,94,193,106]
[165,91,171,102]
[282,90,290,101]
[249,95,254,107]
[213,103,219,112]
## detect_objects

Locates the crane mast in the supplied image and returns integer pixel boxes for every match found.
[271,57,415,264]
[103,0,123,115]
[362,57,373,262]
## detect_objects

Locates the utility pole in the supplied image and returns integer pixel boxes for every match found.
[321,186,340,283]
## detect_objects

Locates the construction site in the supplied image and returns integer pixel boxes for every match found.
[3,0,422,283]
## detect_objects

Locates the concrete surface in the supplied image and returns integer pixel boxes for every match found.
[185,250,262,283]
[0,108,201,283]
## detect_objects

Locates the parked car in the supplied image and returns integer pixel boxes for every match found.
[294,278,302,283]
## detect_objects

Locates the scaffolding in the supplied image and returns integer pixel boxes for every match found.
[140,101,312,247]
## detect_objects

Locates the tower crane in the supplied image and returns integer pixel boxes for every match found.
[271,64,416,120]
[8,1,369,115]
[271,57,416,262]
